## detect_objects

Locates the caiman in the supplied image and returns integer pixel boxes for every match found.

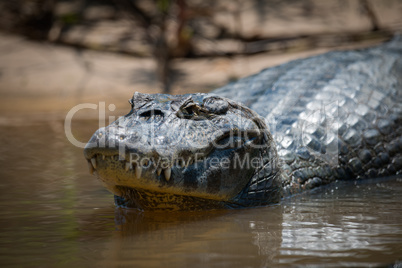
[84,37,402,211]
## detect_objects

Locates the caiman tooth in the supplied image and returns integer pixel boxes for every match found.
[91,158,97,169]
[135,165,142,179]
[164,168,171,181]
[157,168,162,176]
[87,161,94,175]
[125,162,131,171]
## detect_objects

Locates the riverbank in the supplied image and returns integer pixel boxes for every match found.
[0,32,390,121]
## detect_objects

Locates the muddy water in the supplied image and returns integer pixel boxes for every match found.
[0,116,401,267]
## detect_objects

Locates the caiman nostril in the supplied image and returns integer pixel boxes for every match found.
[139,109,164,121]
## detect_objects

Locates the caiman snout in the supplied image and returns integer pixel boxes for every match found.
[84,92,279,210]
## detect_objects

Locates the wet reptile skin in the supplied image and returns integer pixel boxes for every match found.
[85,37,402,210]
[214,37,402,199]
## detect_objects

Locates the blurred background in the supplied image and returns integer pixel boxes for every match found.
[0,0,401,115]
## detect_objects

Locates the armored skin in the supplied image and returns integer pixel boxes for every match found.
[84,37,402,211]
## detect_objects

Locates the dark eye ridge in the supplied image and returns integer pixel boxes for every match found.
[203,97,228,114]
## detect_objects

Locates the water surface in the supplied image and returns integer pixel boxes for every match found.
[0,116,401,267]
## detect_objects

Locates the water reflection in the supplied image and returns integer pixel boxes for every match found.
[0,117,401,267]
[86,206,284,268]
[279,180,402,266]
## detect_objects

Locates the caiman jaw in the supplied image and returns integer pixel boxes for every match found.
[84,92,273,210]
[84,131,259,194]
[85,152,211,182]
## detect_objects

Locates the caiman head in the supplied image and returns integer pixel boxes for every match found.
[84,92,282,211]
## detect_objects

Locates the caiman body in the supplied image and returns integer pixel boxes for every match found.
[84,37,402,211]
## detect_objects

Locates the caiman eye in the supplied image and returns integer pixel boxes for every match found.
[177,96,229,120]
[184,105,197,116]
[180,104,201,119]
[177,101,204,120]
